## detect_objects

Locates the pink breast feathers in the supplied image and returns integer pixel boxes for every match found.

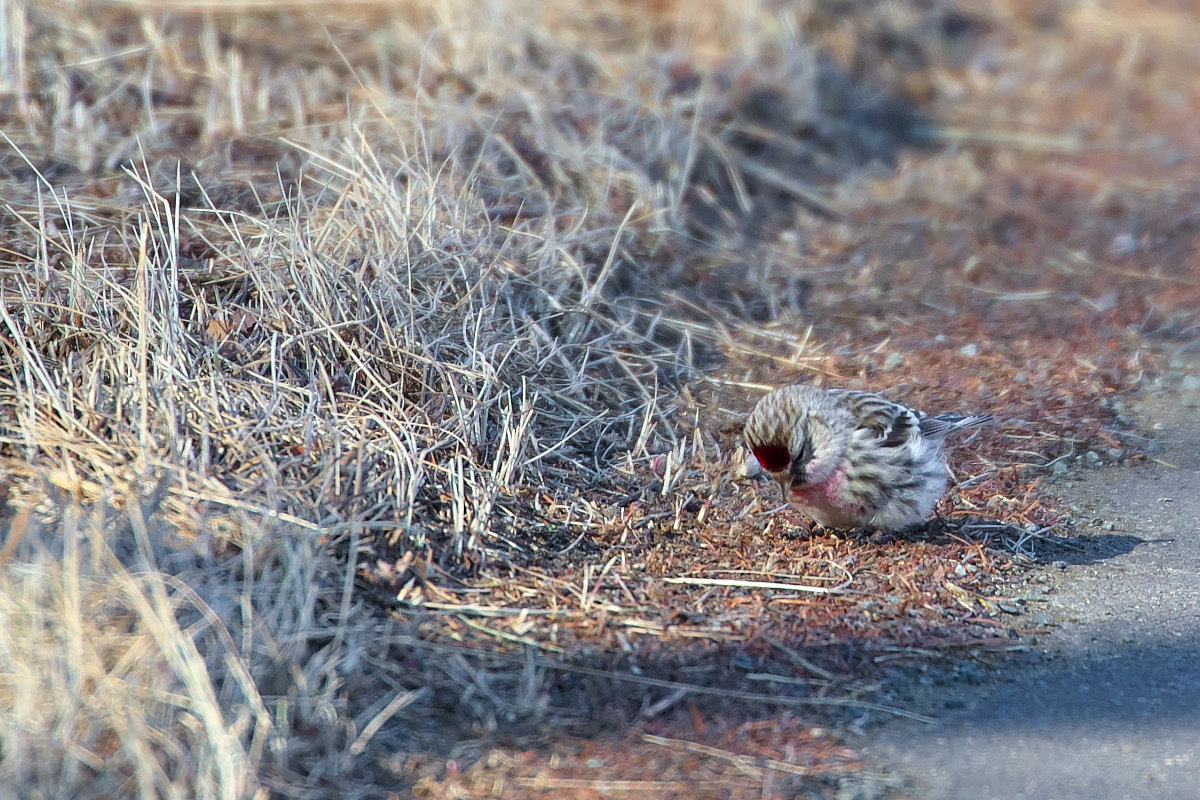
[789,465,857,514]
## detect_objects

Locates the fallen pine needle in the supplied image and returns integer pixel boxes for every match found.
[663,576,851,595]
[515,778,742,791]
[640,733,859,778]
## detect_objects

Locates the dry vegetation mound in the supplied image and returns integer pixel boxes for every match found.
[0,1,957,794]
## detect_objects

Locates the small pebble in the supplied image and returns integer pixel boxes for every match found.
[1181,374,1200,392]
[1107,232,1137,258]
[1030,610,1056,627]
[958,343,979,357]
[1052,560,1069,569]
[883,352,905,370]
[739,455,762,478]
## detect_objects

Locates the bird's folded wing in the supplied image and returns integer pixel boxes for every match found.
[829,389,919,448]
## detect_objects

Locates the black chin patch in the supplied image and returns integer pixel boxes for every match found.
[752,444,790,472]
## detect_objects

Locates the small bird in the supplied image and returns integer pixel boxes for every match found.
[743,385,992,530]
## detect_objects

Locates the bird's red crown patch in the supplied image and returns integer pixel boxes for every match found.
[752,444,790,472]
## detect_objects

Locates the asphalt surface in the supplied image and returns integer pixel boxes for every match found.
[862,376,1200,800]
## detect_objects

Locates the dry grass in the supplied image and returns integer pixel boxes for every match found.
[2,0,1198,797]
[0,1,941,795]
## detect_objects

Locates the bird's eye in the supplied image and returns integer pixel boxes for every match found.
[752,445,790,472]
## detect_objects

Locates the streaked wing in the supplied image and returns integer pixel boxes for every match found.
[829,389,920,448]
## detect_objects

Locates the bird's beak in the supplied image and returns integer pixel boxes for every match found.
[773,474,791,502]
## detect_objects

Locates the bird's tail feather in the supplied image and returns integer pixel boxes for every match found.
[918,413,993,439]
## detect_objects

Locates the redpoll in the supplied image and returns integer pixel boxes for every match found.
[743,385,992,530]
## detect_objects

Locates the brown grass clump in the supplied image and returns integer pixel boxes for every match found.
[0,0,953,794]
[1,502,297,797]
[2,0,1197,797]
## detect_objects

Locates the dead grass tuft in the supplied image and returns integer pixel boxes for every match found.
[0,0,956,794]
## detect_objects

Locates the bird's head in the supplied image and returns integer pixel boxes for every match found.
[744,387,846,499]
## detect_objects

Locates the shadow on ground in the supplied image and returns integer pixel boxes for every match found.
[868,632,1200,800]
[1028,532,1144,566]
